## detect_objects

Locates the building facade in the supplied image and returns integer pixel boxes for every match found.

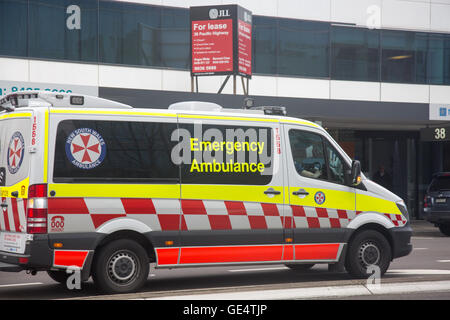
[1,0,450,218]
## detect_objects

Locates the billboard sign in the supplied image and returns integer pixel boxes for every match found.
[190,5,252,78]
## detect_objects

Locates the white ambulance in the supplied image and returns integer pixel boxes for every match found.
[0,91,412,294]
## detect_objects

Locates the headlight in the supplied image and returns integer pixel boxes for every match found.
[396,200,409,221]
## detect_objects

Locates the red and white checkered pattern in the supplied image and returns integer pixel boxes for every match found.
[47,197,407,232]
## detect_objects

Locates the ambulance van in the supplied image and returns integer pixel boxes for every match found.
[0,91,412,293]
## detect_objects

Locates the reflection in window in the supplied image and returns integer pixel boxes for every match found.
[331,26,380,82]
[0,0,28,57]
[28,0,98,62]
[381,30,427,84]
[289,130,327,180]
[325,141,346,184]
[252,16,277,75]
[428,33,450,85]
[278,19,329,78]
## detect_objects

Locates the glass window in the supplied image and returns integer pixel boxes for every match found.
[53,120,179,183]
[160,7,189,69]
[429,176,450,192]
[0,0,28,57]
[289,130,327,180]
[324,140,347,185]
[28,0,98,62]
[179,124,273,185]
[252,16,278,75]
[427,33,450,85]
[381,30,428,84]
[99,1,189,69]
[278,19,329,78]
[331,26,380,82]
[99,1,161,66]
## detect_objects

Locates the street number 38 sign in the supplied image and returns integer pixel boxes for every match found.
[420,127,450,142]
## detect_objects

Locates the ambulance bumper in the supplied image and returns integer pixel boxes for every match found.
[389,223,413,259]
[0,234,53,272]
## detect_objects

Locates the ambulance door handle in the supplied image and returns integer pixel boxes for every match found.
[264,188,281,195]
[0,202,7,208]
[292,189,309,196]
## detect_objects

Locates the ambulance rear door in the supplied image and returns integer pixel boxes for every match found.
[0,111,33,254]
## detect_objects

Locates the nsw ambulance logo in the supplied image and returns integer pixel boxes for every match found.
[314,191,326,205]
[7,132,25,174]
[65,128,106,170]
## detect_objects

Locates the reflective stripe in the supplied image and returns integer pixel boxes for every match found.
[280,119,320,128]
[50,109,176,117]
[53,250,89,268]
[294,243,340,260]
[356,193,402,215]
[0,112,32,120]
[156,243,342,266]
[182,185,284,204]
[178,114,279,123]
[48,183,180,199]
[155,248,179,265]
[179,245,284,264]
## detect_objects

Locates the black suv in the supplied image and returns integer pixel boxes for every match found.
[424,173,450,236]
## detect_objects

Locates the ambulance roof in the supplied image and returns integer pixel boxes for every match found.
[0,91,320,129]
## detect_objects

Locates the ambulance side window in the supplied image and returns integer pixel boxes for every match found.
[288,129,327,181]
[179,123,273,185]
[53,120,179,183]
[324,140,347,185]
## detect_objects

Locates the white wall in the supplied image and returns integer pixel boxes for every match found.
[2,57,450,105]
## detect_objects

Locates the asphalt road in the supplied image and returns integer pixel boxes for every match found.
[1,220,450,300]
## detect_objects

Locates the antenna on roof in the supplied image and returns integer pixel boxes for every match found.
[243,97,255,109]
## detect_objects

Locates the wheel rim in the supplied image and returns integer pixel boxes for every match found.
[107,250,140,286]
[358,241,380,267]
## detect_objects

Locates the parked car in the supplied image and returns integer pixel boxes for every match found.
[424,173,450,236]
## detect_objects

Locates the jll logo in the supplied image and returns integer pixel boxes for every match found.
[209,8,230,19]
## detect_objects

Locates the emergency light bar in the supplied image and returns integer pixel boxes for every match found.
[250,106,287,116]
[0,91,133,110]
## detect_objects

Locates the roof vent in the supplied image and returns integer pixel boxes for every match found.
[168,101,223,112]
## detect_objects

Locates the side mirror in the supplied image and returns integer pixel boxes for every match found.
[350,160,362,186]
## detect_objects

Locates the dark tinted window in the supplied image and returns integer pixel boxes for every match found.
[99,1,189,69]
[278,19,329,78]
[429,176,450,192]
[331,26,380,82]
[0,0,28,57]
[28,0,98,62]
[178,123,273,185]
[428,33,450,85]
[381,30,428,84]
[54,120,179,183]
[252,16,277,75]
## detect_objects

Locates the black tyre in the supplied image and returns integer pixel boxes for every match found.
[92,239,149,294]
[345,230,391,279]
[285,264,315,271]
[47,270,70,285]
[438,224,450,236]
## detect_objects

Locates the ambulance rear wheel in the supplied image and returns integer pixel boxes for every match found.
[92,239,149,294]
[345,230,391,279]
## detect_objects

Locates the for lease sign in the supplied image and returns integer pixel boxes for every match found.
[192,19,234,74]
[190,5,252,78]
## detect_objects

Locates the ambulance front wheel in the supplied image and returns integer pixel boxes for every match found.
[92,239,149,294]
[345,229,392,279]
